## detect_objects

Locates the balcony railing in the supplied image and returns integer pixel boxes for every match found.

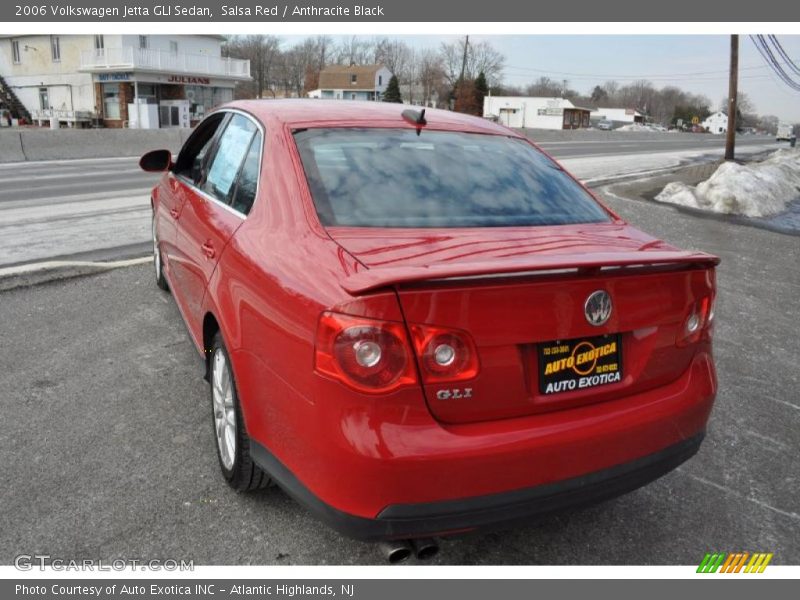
[80,47,251,79]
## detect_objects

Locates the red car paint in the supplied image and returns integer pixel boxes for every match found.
[145,100,718,540]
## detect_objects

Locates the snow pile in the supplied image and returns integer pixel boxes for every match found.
[655,148,800,217]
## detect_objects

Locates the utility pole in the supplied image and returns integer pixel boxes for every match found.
[725,34,739,161]
[453,35,469,111]
[459,35,470,83]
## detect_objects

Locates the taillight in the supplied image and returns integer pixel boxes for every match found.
[677,293,715,346]
[315,312,417,394]
[410,324,479,383]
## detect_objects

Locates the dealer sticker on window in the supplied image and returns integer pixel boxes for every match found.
[537,334,622,395]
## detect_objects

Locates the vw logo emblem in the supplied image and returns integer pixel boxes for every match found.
[585,290,612,326]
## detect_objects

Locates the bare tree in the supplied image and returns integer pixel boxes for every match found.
[332,36,377,66]
[440,38,504,87]
[226,35,281,98]
[719,91,755,114]
[601,80,619,100]
[374,38,413,81]
[275,36,334,97]
[415,48,446,107]
[525,77,563,97]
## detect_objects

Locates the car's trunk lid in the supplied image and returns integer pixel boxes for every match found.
[328,224,719,424]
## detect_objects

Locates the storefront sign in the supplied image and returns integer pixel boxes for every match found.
[166,75,211,85]
[97,72,132,82]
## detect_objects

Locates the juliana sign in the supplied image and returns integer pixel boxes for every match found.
[166,75,211,85]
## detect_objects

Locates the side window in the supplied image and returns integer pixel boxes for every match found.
[173,112,226,184]
[201,114,257,203]
[229,132,262,216]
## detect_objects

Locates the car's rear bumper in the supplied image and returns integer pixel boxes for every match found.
[250,431,704,541]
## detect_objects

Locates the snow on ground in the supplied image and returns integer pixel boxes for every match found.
[617,123,666,132]
[655,148,800,217]
[561,143,775,184]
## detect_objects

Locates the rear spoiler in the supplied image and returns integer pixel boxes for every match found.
[341,250,720,295]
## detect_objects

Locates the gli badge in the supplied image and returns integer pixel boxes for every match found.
[585,290,612,326]
[436,388,473,400]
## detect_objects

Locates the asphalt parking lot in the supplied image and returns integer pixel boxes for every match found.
[1,188,798,565]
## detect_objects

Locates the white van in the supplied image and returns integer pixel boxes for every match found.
[776,123,795,141]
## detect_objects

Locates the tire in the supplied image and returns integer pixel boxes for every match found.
[209,332,271,491]
[152,212,169,291]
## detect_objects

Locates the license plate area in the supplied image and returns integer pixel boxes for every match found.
[537,334,623,395]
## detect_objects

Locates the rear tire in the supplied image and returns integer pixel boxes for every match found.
[153,213,169,291]
[209,332,271,491]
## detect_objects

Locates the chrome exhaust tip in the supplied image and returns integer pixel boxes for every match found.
[379,540,413,564]
[410,537,439,560]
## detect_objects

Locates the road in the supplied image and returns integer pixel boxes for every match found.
[1,186,796,565]
[0,134,777,268]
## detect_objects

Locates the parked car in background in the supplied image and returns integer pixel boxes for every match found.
[597,120,614,131]
[140,100,719,549]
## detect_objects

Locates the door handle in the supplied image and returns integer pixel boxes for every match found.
[201,241,215,259]
[170,208,180,219]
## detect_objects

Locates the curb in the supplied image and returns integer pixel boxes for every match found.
[0,256,151,292]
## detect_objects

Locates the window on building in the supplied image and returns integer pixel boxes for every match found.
[350,74,357,84]
[136,83,157,100]
[139,36,148,50]
[378,75,383,86]
[94,35,104,55]
[50,36,60,62]
[38,88,49,111]
[12,40,21,64]
[170,41,178,55]
[103,83,121,119]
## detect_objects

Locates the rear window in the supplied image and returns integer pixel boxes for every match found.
[293,128,611,228]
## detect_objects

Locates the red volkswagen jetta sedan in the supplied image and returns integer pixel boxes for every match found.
[141,100,718,542]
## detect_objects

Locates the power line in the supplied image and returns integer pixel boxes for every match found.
[500,61,795,80]
[502,67,773,84]
[767,35,800,77]
[749,35,800,92]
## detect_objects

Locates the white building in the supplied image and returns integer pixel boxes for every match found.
[483,96,591,130]
[702,111,728,134]
[0,34,250,128]
[315,64,392,101]
[590,107,645,127]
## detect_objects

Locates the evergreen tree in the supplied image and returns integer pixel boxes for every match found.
[473,71,489,115]
[382,75,403,103]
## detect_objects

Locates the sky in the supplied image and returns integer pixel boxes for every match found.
[283,34,800,122]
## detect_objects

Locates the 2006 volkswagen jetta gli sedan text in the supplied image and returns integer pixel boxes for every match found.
[140,100,719,542]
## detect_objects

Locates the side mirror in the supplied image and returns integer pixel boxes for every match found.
[139,149,173,172]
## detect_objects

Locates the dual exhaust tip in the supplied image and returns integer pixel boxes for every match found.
[380,538,439,564]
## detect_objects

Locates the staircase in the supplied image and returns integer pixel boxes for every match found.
[0,74,31,122]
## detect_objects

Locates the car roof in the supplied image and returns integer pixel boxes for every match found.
[222,99,518,136]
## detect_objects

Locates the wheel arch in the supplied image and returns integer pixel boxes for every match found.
[202,311,221,381]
